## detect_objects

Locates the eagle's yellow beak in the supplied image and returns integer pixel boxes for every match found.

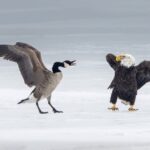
[116,55,125,62]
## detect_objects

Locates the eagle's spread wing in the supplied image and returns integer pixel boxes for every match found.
[0,43,49,87]
[106,53,120,70]
[136,61,150,89]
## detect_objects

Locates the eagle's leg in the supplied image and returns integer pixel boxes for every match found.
[128,105,138,111]
[108,89,119,111]
[128,100,138,111]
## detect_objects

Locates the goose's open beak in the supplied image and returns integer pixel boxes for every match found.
[70,60,76,66]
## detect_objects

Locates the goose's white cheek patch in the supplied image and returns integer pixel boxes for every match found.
[64,62,70,68]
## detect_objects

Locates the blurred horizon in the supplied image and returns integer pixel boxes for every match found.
[0,0,150,48]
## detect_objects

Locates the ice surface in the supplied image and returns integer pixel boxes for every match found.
[0,0,150,149]
[0,48,150,150]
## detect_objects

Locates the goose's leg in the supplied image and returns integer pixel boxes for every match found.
[36,99,48,114]
[18,88,36,104]
[18,98,29,104]
[47,96,63,113]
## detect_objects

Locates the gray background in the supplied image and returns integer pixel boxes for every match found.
[0,0,150,46]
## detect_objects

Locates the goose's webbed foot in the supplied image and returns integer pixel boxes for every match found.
[39,111,49,114]
[53,108,63,113]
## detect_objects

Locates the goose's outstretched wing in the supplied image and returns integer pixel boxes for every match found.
[0,44,48,87]
[136,61,150,89]
[15,42,48,70]
[106,53,120,70]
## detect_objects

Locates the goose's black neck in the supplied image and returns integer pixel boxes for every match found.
[52,62,64,73]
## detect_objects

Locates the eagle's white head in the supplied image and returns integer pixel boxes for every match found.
[116,53,135,68]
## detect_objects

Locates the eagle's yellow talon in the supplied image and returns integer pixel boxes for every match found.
[128,108,138,111]
[108,107,119,111]
[108,104,119,111]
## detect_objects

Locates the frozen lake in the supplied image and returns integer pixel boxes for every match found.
[0,45,150,150]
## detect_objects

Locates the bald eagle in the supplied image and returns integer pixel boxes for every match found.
[106,53,150,111]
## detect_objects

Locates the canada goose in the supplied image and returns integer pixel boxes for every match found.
[0,42,76,114]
